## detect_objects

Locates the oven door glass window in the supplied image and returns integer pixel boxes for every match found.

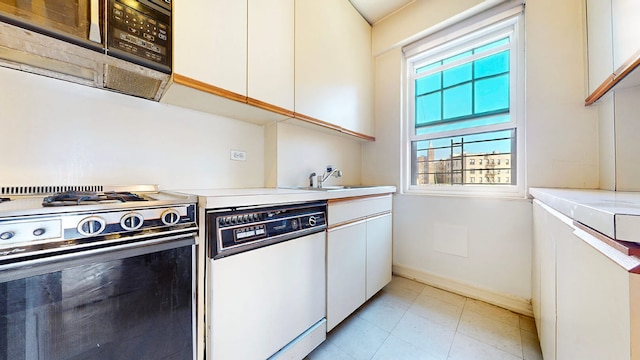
[0,244,193,360]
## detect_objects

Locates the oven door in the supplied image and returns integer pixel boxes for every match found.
[0,0,103,50]
[0,233,195,360]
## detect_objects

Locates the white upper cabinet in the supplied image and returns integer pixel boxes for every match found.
[172,0,247,96]
[586,0,613,94]
[612,0,640,70]
[295,0,374,138]
[585,0,640,104]
[164,0,293,123]
[247,0,294,112]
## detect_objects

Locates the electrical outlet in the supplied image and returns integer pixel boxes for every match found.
[230,150,247,161]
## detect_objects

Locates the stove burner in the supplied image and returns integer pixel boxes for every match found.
[42,191,148,207]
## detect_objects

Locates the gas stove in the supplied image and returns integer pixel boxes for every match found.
[0,185,198,260]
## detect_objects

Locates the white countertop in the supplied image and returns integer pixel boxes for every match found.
[529,188,640,243]
[174,186,397,209]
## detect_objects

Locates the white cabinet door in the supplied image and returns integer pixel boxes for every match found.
[612,0,640,70]
[247,0,294,111]
[532,201,558,360]
[366,213,392,300]
[173,0,247,95]
[586,0,614,93]
[295,0,373,136]
[326,220,367,331]
[556,230,631,360]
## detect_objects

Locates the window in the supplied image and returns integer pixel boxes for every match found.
[405,5,523,196]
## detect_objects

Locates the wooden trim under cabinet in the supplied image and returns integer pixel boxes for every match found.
[172,73,246,103]
[293,112,376,142]
[247,97,294,118]
[170,73,375,142]
[585,49,640,106]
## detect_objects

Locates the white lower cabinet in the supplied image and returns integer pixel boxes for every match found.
[532,199,640,360]
[326,221,367,331]
[326,195,393,331]
[366,213,393,300]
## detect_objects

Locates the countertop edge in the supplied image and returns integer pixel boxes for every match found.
[531,188,640,272]
[173,186,397,209]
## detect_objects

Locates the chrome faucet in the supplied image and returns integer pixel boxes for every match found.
[318,166,342,188]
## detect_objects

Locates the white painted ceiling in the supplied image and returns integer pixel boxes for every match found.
[349,0,414,24]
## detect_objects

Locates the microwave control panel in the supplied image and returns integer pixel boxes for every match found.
[108,0,171,72]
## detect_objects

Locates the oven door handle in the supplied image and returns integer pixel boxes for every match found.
[0,233,195,282]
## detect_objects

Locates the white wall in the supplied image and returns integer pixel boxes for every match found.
[269,121,362,187]
[525,0,599,188]
[364,0,598,303]
[0,67,265,190]
[612,85,640,191]
[393,195,532,299]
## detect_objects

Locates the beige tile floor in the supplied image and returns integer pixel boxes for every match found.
[307,276,543,360]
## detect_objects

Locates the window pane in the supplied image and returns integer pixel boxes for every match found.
[415,114,510,135]
[416,61,441,74]
[411,130,516,186]
[474,74,509,114]
[443,83,472,119]
[443,62,472,87]
[474,50,509,78]
[443,50,472,64]
[416,92,442,126]
[474,38,509,54]
[416,73,441,95]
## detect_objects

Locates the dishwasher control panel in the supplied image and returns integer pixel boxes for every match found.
[207,201,327,259]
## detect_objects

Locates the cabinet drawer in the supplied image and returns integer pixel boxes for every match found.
[328,195,392,226]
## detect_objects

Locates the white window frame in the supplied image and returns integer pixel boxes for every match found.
[402,4,525,198]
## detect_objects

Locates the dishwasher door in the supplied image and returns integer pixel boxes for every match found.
[208,231,326,360]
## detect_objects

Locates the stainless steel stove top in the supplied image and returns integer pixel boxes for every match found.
[0,185,198,261]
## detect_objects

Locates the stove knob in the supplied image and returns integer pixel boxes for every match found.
[121,212,144,231]
[308,216,317,227]
[33,228,46,237]
[77,216,106,236]
[161,209,181,226]
[242,214,249,223]
[0,231,15,240]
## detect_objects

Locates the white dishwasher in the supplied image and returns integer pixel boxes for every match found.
[206,201,327,360]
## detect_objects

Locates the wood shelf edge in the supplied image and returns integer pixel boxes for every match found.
[585,49,640,106]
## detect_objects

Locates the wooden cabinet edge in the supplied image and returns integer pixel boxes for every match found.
[247,97,294,117]
[172,73,247,103]
[169,74,375,142]
[573,221,640,274]
[293,112,376,142]
[585,49,640,106]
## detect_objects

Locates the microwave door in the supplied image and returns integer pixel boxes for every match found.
[0,0,104,51]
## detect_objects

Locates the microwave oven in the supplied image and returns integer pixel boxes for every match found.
[0,0,171,73]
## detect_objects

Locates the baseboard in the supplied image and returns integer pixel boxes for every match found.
[392,264,533,317]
